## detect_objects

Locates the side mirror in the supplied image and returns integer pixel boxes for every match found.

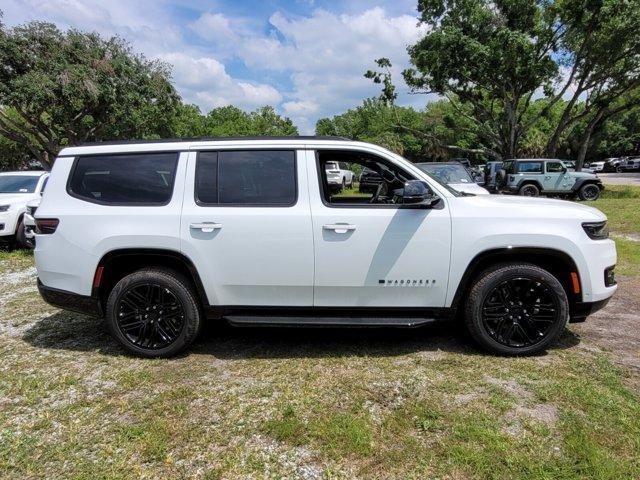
[403,180,439,208]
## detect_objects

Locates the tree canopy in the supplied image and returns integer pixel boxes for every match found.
[0,19,181,167]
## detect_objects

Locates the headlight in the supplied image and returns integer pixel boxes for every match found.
[0,205,9,212]
[582,221,609,240]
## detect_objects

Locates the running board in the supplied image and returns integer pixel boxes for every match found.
[224,315,438,328]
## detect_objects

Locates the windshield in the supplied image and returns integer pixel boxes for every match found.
[0,175,39,193]
[417,164,474,184]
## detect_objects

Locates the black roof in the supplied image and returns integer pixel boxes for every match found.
[77,136,351,147]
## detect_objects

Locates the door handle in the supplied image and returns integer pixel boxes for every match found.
[323,223,356,234]
[190,222,222,233]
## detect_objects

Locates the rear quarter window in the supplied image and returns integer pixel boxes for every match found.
[517,162,543,174]
[67,153,179,205]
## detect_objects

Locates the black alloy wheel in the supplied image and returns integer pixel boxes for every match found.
[480,277,559,348]
[106,268,202,357]
[116,283,186,350]
[465,263,568,355]
[579,184,600,201]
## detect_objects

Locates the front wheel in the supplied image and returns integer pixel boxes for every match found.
[106,268,202,358]
[518,184,540,196]
[578,183,600,201]
[464,263,568,356]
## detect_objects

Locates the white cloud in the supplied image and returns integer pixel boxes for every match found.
[160,53,282,110]
[4,1,431,132]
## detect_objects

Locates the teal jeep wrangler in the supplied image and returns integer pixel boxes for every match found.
[497,159,604,200]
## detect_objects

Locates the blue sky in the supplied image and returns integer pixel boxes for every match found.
[2,0,433,133]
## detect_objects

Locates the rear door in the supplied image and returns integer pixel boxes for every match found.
[180,149,314,307]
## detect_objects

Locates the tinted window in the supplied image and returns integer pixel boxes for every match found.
[68,153,178,205]
[195,150,296,206]
[517,162,543,173]
[0,175,39,193]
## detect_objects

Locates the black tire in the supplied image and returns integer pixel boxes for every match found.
[578,183,600,201]
[106,268,202,358]
[518,183,540,196]
[15,218,28,249]
[464,263,568,356]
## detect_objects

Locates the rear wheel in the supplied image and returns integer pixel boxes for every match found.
[106,268,202,357]
[464,263,568,355]
[15,218,28,249]
[518,183,540,197]
[578,183,600,201]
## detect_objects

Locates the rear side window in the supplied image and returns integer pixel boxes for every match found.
[517,162,543,174]
[195,150,296,206]
[68,153,178,205]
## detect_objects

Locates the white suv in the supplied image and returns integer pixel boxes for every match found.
[0,171,49,247]
[34,137,617,357]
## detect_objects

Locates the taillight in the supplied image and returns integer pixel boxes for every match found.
[35,218,59,234]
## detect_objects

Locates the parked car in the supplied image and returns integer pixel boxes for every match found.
[325,161,355,191]
[621,157,640,172]
[0,171,49,248]
[497,159,603,200]
[483,161,504,192]
[591,158,624,173]
[416,162,490,195]
[358,167,383,193]
[35,137,616,358]
[452,158,485,185]
[561,160,594,174]
[23,197,41,248]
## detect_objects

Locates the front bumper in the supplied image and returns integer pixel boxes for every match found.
[38,279,103,317]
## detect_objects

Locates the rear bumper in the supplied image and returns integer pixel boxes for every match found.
[38,279,103,318]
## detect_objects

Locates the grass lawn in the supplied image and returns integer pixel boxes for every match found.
[591,185,640,276]
[0,186,638,478]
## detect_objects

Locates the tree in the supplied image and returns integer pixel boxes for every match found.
[202,105,298,137]
[542,0,640,167]
[0,19,180,168]
[401,0,640,166]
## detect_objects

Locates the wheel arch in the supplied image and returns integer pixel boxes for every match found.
[450,247,582,317]
[94,248,209,309]
[572,178,603,192]
[517,179,543,192]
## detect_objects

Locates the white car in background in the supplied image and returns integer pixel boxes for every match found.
[416,162,490,195]
[23,197,42,248]
[0,171,49,248]
[325,161,356,190]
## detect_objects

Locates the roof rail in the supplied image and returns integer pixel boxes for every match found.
[76,136,353,147]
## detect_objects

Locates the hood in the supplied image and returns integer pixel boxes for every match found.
[461,194,607,222]
[449,183,490,195]
[0,193,34,206]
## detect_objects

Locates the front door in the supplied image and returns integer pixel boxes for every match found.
[307,149,452,308]
[543,161,566,192]
[180,149,314,307]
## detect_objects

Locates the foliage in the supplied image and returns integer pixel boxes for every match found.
[0,20,181,167]
[400,0,640,165]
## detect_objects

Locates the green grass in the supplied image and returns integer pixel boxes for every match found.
[0,186,639,478]
[590,185,640,276]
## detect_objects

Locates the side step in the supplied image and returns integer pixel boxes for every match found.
[225,315,438,328]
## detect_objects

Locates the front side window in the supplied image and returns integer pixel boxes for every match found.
[517,162,543,174]
[195,150,296,206]
[68,153,178,205]
[318,150,430,206]
[546,162,564,173]
[0,175,39,193]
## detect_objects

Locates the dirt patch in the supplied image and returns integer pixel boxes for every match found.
[573,276,640,381]
[612,232,640,242]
